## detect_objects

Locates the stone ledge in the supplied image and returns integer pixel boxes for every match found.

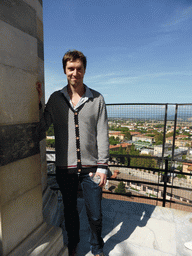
[8,222,68,256]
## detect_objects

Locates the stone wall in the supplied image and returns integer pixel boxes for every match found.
[0,1,49,255]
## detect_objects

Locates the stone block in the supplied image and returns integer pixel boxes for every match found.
[37,16,43,42]
[38,55,45,86]
[9,222,68,256]
[38,57,44,80]
[37,37,44,60]
[0,155,41,206]
[0,0,37,38]
[37,57,45,108]
[0,64,39,124]
[1,185,43,255]
[36,0,43,22]
[23,0,36,9]
[0,20,38,73]
[24,0,43,22]
[0,123,40,166]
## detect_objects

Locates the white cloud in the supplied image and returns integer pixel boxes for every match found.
[85,70,192,88]
[162,6,192,31]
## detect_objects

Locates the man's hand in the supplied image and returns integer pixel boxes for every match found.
[95,172,107,187]
[36,82,43,103]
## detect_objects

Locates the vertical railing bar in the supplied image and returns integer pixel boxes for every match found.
[172,104,178,162]
[156,161,160,206]
[162,104,168,163]
[170,160,176,207]
[163,159,168,207]
[170,104,178,208]
[158,104,168,207]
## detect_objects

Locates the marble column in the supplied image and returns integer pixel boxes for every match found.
[0,1,67,255]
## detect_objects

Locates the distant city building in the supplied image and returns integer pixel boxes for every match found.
[154,144,171,156]
[140,148,154,155]
[183,163,192,182]
[132,134,154,144]
[130,131,141,136]
[47,136,55,140]
[109,131,125,140]
[166,135,190,147]
[121,125,135,130]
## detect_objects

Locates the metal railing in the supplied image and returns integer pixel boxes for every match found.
[46,103,192,211]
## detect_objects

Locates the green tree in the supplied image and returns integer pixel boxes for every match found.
[154,133,163,145]
[124,131,131,140]
[183,132,190,136]
[154,124,164,128]
[177,166,183,172]
[109,136,120,145]
[46,139,55,148]
[129,145,156,168]
[177,174,187,179]
[182,155,187,160]
[129,144,140,167]
[166,130,179,138]
[155,141,163,145]
[46,124,54,136]
[115,181,126,194]
[130,144,139,155]
[119,145,123,154]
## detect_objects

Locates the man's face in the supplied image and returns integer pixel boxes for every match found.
[65,59,85,88]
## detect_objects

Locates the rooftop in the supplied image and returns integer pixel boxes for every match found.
[75,198,192,256]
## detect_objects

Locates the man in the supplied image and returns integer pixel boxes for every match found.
[36,50,109,256]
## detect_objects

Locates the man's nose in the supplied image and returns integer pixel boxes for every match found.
[73,69,77,76]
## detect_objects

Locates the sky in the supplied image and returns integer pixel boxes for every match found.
[43,0,192,104]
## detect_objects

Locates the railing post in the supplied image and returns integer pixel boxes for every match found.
[162,104,168,162]
[172,104,178,162]
[162,159,168,207]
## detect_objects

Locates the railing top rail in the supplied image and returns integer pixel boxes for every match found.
[106,103,167,106]
[106,103,192,106]
[110,153,164,160]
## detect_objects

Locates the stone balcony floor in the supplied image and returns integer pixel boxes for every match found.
[74,198,192,256]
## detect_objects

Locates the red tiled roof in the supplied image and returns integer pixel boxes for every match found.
[132,134,154,139]
[109,131,125,136]
[109,143,131,149]
[130,132,141,135]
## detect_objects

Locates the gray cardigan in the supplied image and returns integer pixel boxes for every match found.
[38,85,109,171]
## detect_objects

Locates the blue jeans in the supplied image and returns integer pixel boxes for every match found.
[56,168,104,255]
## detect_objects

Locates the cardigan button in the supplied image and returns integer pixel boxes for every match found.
[78,169,81,172]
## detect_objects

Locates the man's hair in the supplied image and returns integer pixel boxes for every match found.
[62,50,87,73]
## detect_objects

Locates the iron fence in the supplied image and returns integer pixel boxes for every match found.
[46,103,192,212]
